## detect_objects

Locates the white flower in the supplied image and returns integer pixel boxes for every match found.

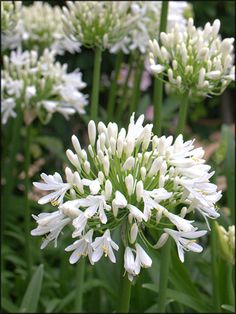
[1,98,16,124]
[164,228,207,262]
[65,229,94,265]
[33,172,71,206]
[91,229,119,263]
[31,210,71,249]
[127,204,147,222]
[81,178,101,195]
[163,210,196,232]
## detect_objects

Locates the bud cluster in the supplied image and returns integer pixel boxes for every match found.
[216,223,235,264]
[1,1,21,33]
[2,2,81,55]
[32,114,221,281]
[111,1,191,54]
[62,1,137,49]
[1,49,88,124]
[149,18,235,99]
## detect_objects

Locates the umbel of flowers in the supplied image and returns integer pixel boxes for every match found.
[62,1,137,49]
[110,1,192,55]
[2,2,81,55]
[1,49,88,125]
[1,1,21,33]
[149,18,235,99]
[32,114,221,281]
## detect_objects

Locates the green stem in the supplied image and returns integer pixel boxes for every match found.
[153,1,169,136]
[107,51,123,122]
[117,273,132,313]
[24,125,32,277]
[157,238,171,313]
[211,221,221,313]
[91,47,102,121]
[117,240,132,313]
[176,95,189,135]
[129,58,144,116]
[74,257,85,312]
[117,55,133,122]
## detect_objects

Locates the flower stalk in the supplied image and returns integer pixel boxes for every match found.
[91,47,102,121]
[74,257,85,312]
[176,94,189,135]
[107,51,123,122]
[129,58,144,116]
[24,125,33,276]
[153,1,169,136]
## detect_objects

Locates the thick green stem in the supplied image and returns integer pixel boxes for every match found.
[91,47,102,121]
[24,125,32,277]
[176,95,189,135]
[117,273,132,313]
[74,257,85,312]
[129,58,144,116]
[153,1,169,136]
[157,238,171,313]
[211,221,221,313]
[107,51,123,122]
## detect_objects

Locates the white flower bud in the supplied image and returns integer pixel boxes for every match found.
[212,19,220,37]
[123,156,135,171]
[140,167,146,181]
[117,136,124,158]
[98,171,105,184]
[70,188,76,199]
[180,207,188,218]
[103,156,110,176]
[99,133,106,151]
[172,60,178,70]
[97,121,107,134]
[105,179,112,200]
[81,149,87,161]
[152,135,158,150]
[154,233,169,249]
[124,138,135,157]
[65,167,73,183]
[74,171,84,193]
[198,68,206,87]
[66,149,81,169]
[130,223,138,244]
[125,174,134,196]
[88,144,94,158]
[136,181,143,202]
[88,120,96,146]
[148,157,163,177]
[110,137,116,155]
[83,161,90,174]
[159,175,165,188]
[71,135,82,157]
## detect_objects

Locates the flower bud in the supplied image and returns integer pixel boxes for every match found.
[123,156,135,171]
[140,167,146,181]
[125,174,134,196]
[154,233,169,249]
[136,180,143,202]
[130,223,138,244]
[105,179,112,200]
[88,120,96,146]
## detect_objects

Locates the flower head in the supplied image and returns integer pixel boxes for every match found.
[149,18,235,99]
[32,113,221,280]
[1,1,21,34]
[1,49,87,124]
[62,1,136,50]
[2,2,81,55]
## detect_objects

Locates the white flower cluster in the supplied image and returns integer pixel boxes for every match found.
[1,1,21,33]
[2,2,81,55]
[110,1,191,54]
[32,114,221,281]
[149,18,235,99]
[1,49,88,124]
[62,1,137,49]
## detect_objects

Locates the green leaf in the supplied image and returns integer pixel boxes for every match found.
[1,297,19,313]
[19,264,44,313]
[221,304,235,313]
[142,283,214,313]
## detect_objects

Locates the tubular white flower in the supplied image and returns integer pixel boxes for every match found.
[88,120,96,146]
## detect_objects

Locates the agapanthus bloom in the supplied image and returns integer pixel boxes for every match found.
[149,18,235,98]
[1,49,87,124]
[32,113,221,281]
[110,1,191,54]
[2,2,81,55]
[1,1,21,34]
[62,1,137,49]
